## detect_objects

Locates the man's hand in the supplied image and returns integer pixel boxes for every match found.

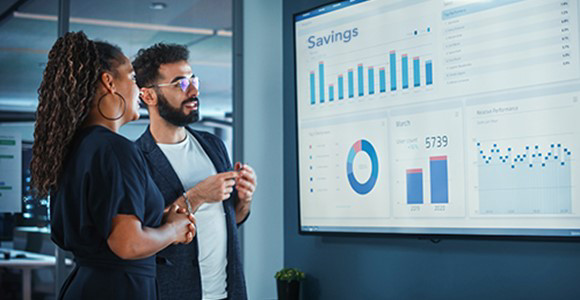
[188,171,239,209]
[235,163,257,203]
[234,162,257,224]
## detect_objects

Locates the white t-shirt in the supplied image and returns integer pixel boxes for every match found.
[157,131,228,300]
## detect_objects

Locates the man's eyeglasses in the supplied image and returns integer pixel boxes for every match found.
[148,75,199,93]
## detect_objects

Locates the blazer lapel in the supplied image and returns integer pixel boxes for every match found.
[138,127,185,205]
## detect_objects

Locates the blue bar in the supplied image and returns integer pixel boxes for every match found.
[413,57,420,87]
[348,69,354,98]
[390,51,396,91]
[379,68,386,93]
[406,169,423,204]
[357,64,364,96]
[426,60,433,85]
[319,62,325,103]
[310,72,315,105]
[368,67,374,95]
[402,54,409,89]
[329,85,334,102]
[430,156,449,204]
[338,75,344,100]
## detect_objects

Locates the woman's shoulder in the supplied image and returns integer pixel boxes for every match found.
[78,126,141,159]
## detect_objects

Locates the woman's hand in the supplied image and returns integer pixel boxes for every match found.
[108,205,196,260]
[164,204,196,245]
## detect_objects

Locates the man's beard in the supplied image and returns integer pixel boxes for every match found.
[156,92,199,127]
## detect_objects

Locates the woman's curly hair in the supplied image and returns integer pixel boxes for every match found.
[31,31,123,198]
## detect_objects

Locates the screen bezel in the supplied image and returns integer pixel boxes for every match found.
[291,0,580,241]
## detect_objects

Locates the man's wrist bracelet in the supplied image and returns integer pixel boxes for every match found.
[183,191,193,214]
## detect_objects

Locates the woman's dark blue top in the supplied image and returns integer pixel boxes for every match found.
[51,125,164,300]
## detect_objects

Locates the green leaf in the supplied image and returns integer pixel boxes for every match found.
[275,267,306,281]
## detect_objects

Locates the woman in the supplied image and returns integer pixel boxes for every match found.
[30,31,195,299]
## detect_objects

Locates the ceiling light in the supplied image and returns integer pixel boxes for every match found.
[150,2,167,10]
[13,12,222,36]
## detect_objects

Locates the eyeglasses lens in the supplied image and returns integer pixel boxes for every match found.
[178,77,199,92]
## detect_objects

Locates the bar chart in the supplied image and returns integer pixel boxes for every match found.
[308,51,434,106]
[405,156,449,205]
[390,108,465,218]
[295,0,438,123]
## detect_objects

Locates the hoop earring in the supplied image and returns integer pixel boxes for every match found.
[97,92,126,121]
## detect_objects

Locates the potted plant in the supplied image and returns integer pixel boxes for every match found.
[275,267,305,300]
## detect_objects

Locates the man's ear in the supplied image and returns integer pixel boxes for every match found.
[140,88,157,106]
[100,72,115,94]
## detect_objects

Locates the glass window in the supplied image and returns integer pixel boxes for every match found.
[69,0,233,141]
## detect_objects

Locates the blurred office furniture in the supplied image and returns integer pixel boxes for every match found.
[0,247,72,300]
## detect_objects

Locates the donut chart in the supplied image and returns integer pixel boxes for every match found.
[347,139,379,195]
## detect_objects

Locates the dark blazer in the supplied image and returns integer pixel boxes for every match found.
[136,126,247,300]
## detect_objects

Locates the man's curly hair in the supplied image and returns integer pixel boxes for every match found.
[132,43,189,89]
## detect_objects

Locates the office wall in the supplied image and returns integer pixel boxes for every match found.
[240,0,284,299]
[282,1,580,299]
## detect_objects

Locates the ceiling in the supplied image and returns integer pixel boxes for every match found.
[0,0,233,119]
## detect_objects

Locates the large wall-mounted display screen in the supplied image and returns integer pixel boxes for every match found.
[294,0,580,237]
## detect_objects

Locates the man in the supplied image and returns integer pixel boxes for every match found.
[132,43,256,300]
